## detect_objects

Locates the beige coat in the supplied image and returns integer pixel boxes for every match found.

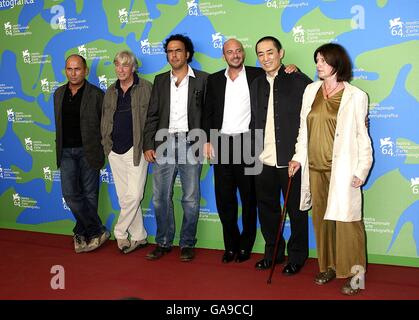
[292,81,373,222]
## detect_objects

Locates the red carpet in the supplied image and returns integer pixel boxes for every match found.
[0,228,418,300]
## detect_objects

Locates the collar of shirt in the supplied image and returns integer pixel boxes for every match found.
[170,65,195,85]
[266,67,280,83]
[66,80,86,97]
[224,65,245,81]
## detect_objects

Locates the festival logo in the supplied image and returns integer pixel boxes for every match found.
[119,8,128,23]
[211,32,223,49]
[98,75,108,90]
[62,198,70,211]
[389,17,403,37]
[379,137,394,156]
[292,25,305,43]
[187,0,199,16]
[7,109,15,122]
[4,21,12,35]
[410,177,419,194]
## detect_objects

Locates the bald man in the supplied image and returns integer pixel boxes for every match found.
[203,39,297,264]
[54,54,109,254]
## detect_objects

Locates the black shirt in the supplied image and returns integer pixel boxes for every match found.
[111,73,139,154]
[62,82,85,148]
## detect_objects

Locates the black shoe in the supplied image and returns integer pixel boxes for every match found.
[180,247,195,262]
[235,250,251,263]
[145,245,172,260]
[255,258,272,270]
[282,263,302,276]
[222,250,236,263]
[255,256,285,270]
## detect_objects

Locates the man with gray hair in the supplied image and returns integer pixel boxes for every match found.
[101,50,153,254]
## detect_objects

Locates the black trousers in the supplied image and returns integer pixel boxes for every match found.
[255,164,308,265]
[213,135,257,253]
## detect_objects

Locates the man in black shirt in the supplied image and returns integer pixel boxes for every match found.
[101,50,153,254]
[54,54,109,253]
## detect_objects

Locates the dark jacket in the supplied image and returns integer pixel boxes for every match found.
[54,80,105,169]
[101,76,152,166]
[250,65,312,166]
[143,68,208,151]
[202,65,264,141]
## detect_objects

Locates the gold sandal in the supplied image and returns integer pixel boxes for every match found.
[314,268,336,285]
[341,277,361,296]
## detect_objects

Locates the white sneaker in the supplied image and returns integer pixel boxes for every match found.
[85,230,110,252]
[123,239,148,254]
[74,235,87,253]
[116,238,130,251]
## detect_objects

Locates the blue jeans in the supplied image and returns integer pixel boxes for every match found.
[60,147,104,240]
[152,134,202,248]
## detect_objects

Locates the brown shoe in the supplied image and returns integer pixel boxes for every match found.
[146,245,171,260]
[180,247,195,262]
[314,268,336,285]
[341,277,361,296]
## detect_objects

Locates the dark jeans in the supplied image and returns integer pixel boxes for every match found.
[255,165,308,265]
[60,147,104,240]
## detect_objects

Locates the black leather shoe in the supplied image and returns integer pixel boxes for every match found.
[180,247,195,262]
[222,250,236,263]
[282,263,302,276]
[235,250,250,263]
[255,258,272,270]
[255,256,285,270]
[145,245,172,260]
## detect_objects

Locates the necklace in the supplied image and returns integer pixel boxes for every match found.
[322,82,340,99]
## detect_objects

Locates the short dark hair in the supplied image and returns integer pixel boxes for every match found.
[163,34,194,63]
[255,36,282,53]
[65,54,87,69]
[314,43,352,82]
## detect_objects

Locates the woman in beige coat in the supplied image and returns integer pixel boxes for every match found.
[288,43,373,295]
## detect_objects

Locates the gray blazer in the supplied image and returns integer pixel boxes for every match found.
[54,81,105,169]
[101,76,153,166]
[143,68,208,151]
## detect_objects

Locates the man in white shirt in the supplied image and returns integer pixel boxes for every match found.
[143,34,208,262]
[203,39,297,264]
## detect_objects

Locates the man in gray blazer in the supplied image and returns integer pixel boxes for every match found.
[143,34,208,262]
[54,54,109,253]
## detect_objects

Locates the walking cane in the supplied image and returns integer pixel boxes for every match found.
[267,175,293,284]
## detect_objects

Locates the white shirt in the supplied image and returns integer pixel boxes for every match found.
[221,66,251,135]
[169,65,195,133]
